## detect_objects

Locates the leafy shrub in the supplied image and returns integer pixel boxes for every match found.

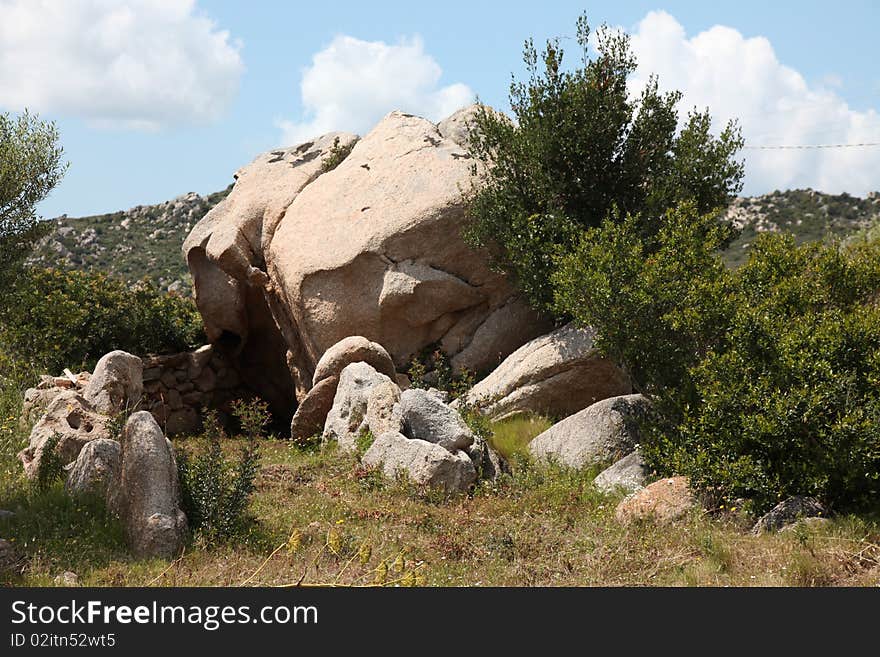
[33,432,64,493]
[0,267,205,379]
[555,202,880,513]
[177,400,267,544]
[320,136,355,173]
[464,13,743,314]
[407,347,474,400]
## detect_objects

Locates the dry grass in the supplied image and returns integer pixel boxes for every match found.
[3,435,880,587]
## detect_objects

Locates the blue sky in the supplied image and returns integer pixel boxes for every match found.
[1,0,878,218]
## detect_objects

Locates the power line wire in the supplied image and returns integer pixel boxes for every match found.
[744,142,880,150]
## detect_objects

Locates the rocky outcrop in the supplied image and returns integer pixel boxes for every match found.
[184,107,550,422]
[458,324,631,420]
[83,350,143,414]
[184,133,359,418]
[362,431,477,494]
[529,394,649,469]
[751,496,827,534]
[117,412,187,559]
[322,362,403,453]
[21,373,88,430]
[614,477,696,526]
[64,438,122,503]
[593,450,649,495]
[18,391,111,479]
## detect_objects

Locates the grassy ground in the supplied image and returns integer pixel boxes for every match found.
[3,398,879,587]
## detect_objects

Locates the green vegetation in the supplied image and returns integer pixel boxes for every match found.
[0,267,204,382]
[555,201,880,514]
[0,110,67,292]
[3,435,878,586]
[464,13,744,313]
[488,415,555,460]
[177,401,267,546]
[320,136,356,173]
[722,189,880,267]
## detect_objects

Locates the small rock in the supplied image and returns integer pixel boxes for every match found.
[290,375,339,442]
[362,431,477,494]
[467,436,509,481]
[165,389,183,410]
[593,450,649,495]
[142,367,161,382]
[615,476,696,526]
[64,438,122,504]
[399,388,474,451]
[751,496,827,534]
[322,362,403,453]
[53,571,79,586]
[194,366,216,392]
[83,350,144,414]
[165,407,199,435]
[312,336,397,387]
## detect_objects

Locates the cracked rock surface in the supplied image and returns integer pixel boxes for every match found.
[184,107,550,422]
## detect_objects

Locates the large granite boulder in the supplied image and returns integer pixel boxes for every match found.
[529,394,650,469]
[457,324,631,420]
[18,391,111,479]
[184,107,550,422]
[184,133,359,417]
[117,412,187,559]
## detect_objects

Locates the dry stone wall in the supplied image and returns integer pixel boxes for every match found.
[140,344,248,435]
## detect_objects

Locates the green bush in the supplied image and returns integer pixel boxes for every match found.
[0,267,204,380]
[464,13,743,313]
[555,202,880,513]
[177,400,266,545]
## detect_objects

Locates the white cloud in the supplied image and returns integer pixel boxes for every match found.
[0,0,243,129]
[626,11,880,195]
[278,34,473,145]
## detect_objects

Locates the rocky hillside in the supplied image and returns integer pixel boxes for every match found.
[721,189,880,267]
[27,185,880,291]
[28,186,232,293]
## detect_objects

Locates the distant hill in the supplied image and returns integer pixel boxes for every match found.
[721,189,880,267]
[26,186,880,290]
[27,186,232,293]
